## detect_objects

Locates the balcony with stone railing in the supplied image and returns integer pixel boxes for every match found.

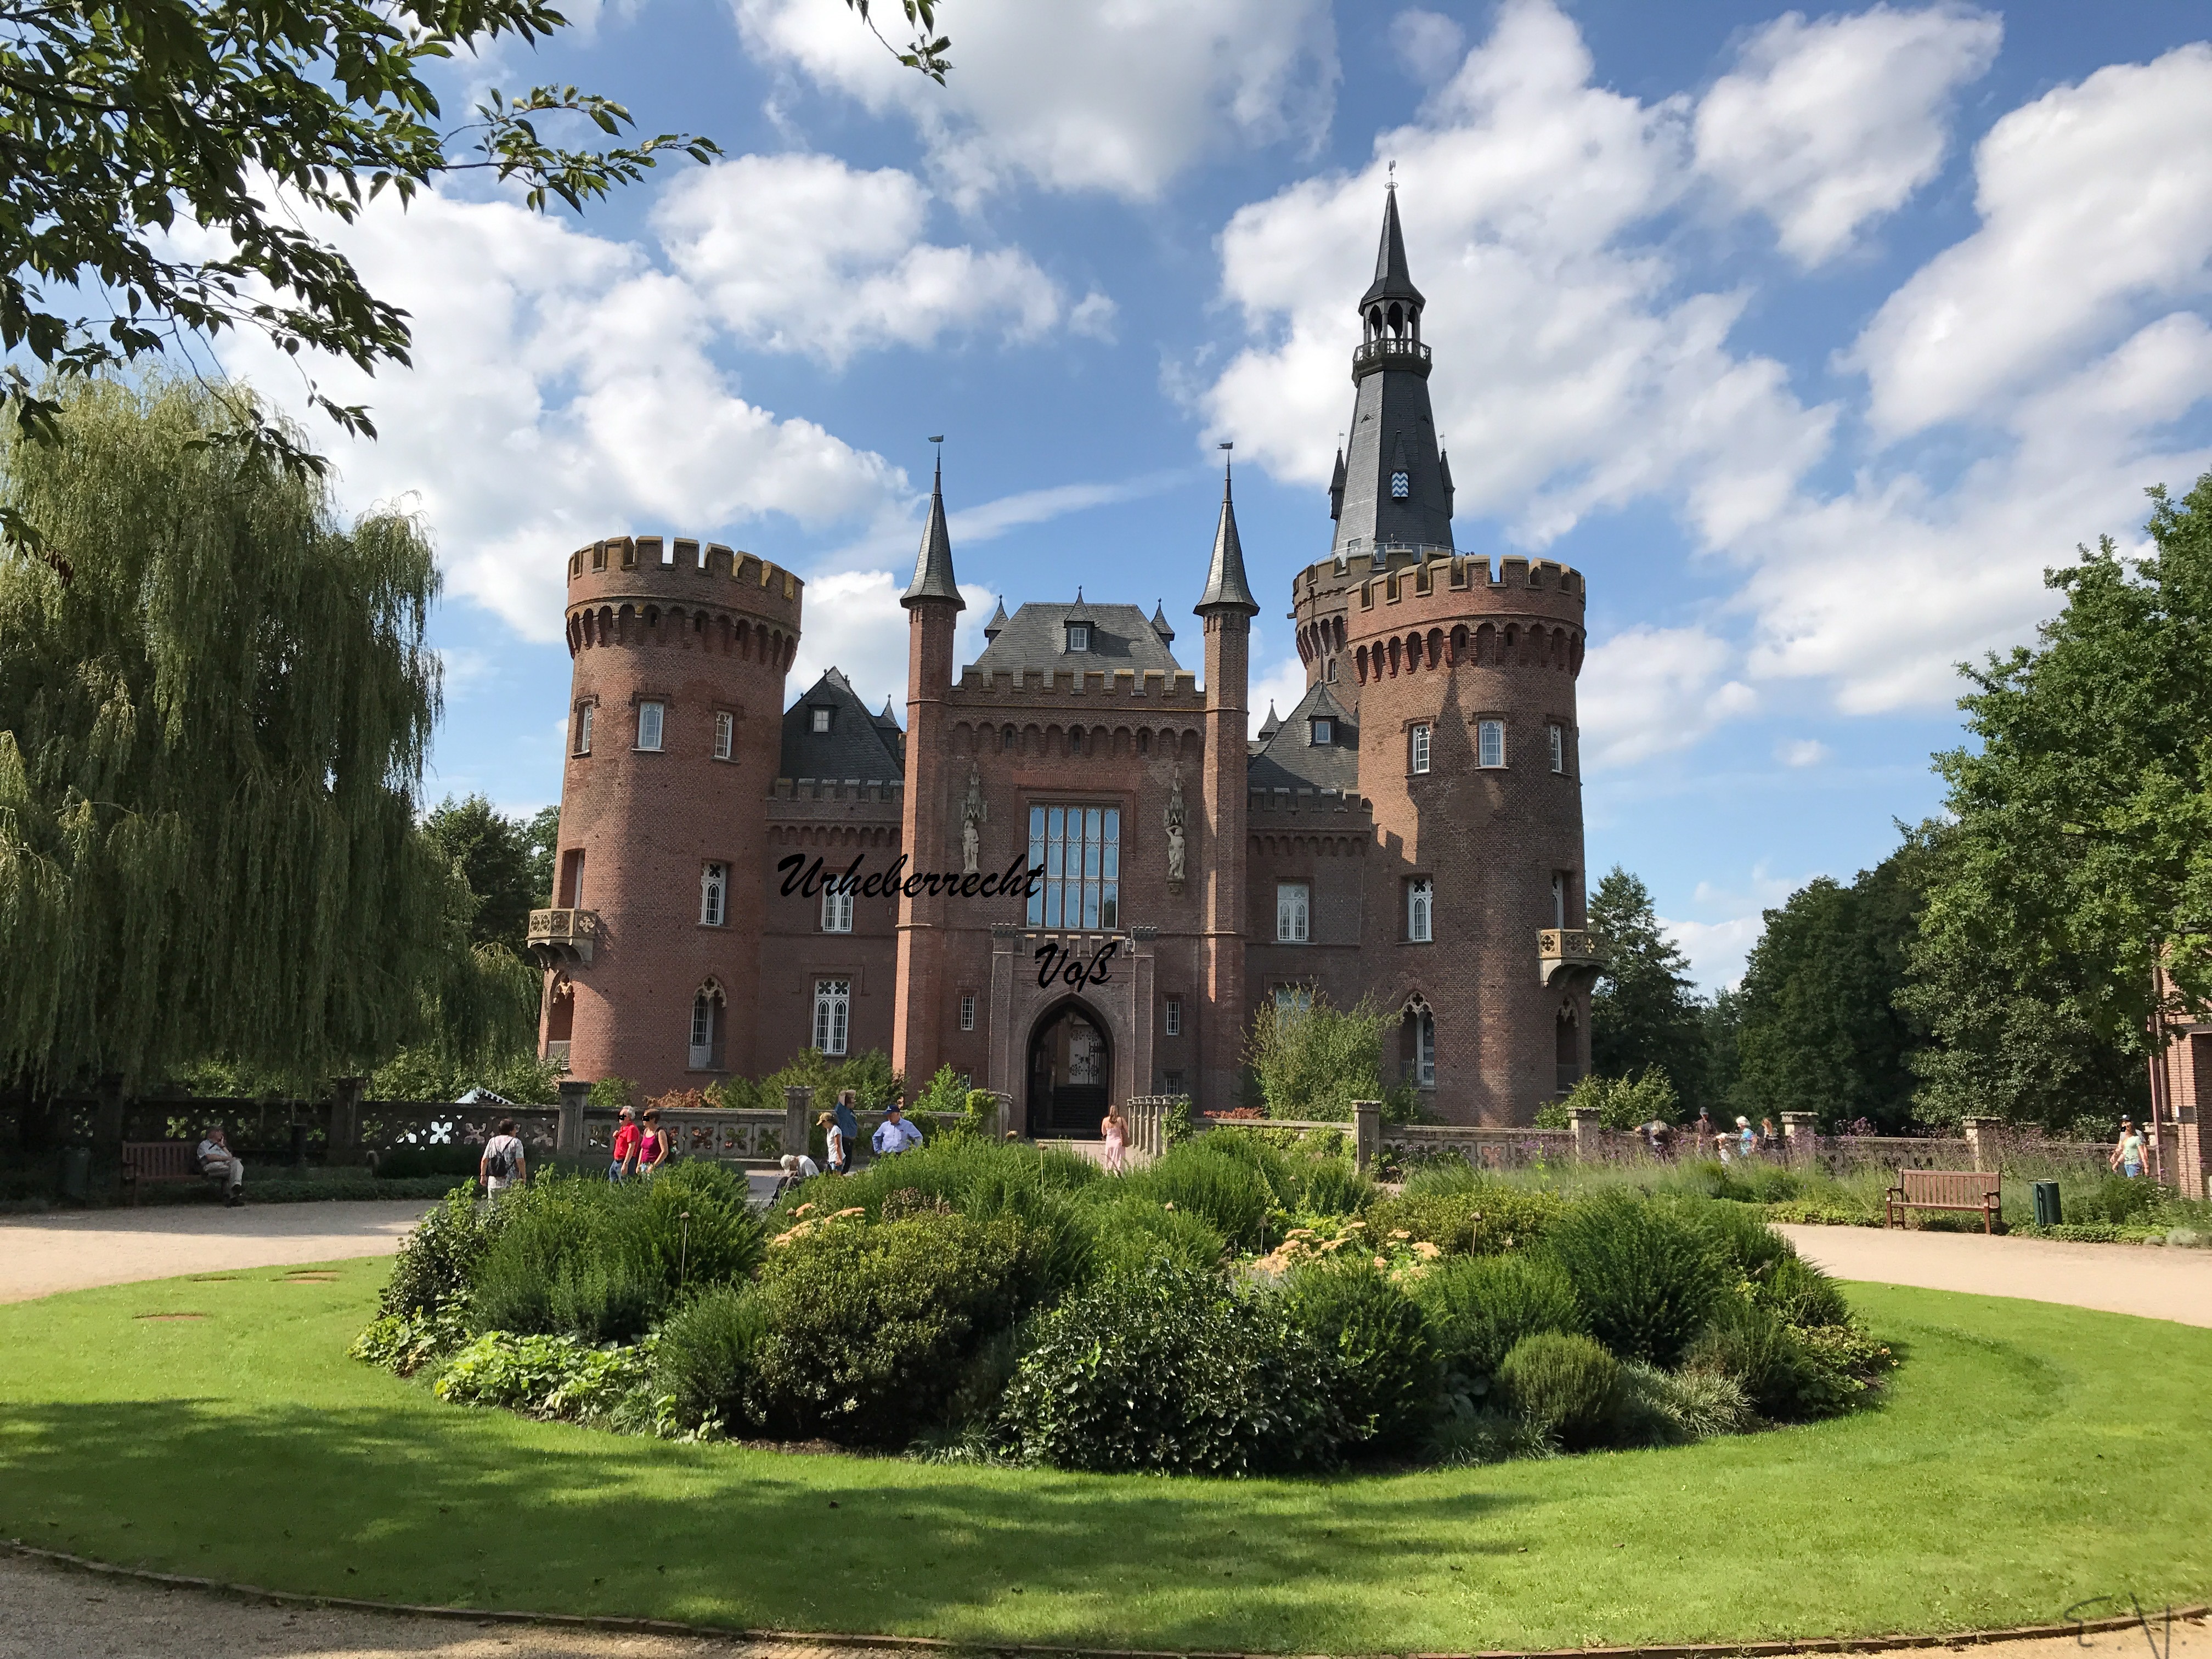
[1352,334,1432,378]
[528,907,602,967]
[1538,928,1607,990]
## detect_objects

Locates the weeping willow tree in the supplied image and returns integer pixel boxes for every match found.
[0,377,535,1095]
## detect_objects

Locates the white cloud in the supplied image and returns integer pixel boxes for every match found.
[1694,4,2000,267]
[1844,43,2212,440]
[1776,738,1831,767]
[1391,10,1466,84]
[787,574,999,721]
[654,153,1097,365]
[1578,626,1758,768]
[1202,0,1833,552]
[1661,913,1765,993]
[1249,648,1310,741]
[730,0,1338,202]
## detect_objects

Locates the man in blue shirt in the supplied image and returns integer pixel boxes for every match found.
[873,1103,924,1156]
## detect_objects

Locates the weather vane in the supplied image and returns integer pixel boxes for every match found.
[1387,159,1397,190]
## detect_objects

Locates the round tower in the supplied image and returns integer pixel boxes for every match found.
[533,535,803,1098]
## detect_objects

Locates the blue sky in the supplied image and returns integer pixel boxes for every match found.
[208,0,2212,988]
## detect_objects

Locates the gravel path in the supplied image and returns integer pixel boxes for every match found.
[1777,1224,2212,1327]
[0,1200,436,1304]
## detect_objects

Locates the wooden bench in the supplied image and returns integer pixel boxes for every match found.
[1886,1167,2001,1233]
[121,1141,219,1205]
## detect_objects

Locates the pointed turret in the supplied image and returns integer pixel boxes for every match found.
[901,453,963,609]
[982,598,1009,640]
[1259,701,1281,740]
[1194,452,1260,616]
[1361,183,1425,314]
[1337,189,1452,557]
[1149,600,1175,648]
[874,696,900,731]
[1328,445,1347,523]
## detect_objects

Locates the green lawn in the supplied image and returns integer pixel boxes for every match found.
[1,1263,2206,1654]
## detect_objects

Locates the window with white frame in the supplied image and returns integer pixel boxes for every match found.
[1276,881,1311,943]
[714,710,734,760]
[1409,722,1430,774]
[1164,996,1183,1036]
[1273,984,1313,1025]
[1408,877,1434,943]
[960,992,976,1031]
[1477,719,1505,768]
[699,861,726,926]
[821,885,853,933]
[636,701,664,751]
[1411,1006,1436,1087]
[1027,804,1120,929]
[573,703,594,755]
[1549,723,1566,774]
[810,706,831,734]
[812,979,851,1056]
[1312,717,1333,744]
[689,988,722,1070]
[1066,622,1092,652]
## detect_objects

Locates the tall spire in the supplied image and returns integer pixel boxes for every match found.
[1195,443,1259,615]
[1360,180,1425,313]
[901,446,963,608]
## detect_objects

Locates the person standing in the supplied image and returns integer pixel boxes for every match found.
[607,1106,640,1182]
[873,1102,924,1157]
[1759,1116,1779,1153]
[817,1110,848,1175]
[636,1110,670,1177]
[196,1125,245,1207]
[1736,1116,1757,1159]
[1101,1103,1128,1174]
[479,1119,527,1199]
[832,1090,860,1168]
[2112,1119,2147,1178]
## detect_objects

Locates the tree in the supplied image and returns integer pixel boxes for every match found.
[423,794,537,950]
[1900,476,2212,1128]
[0,0,944,533]
[0,375,532,1092]
[1244,988,1402,1122]
[1587,866,1708,1105]
[522,804,559,907]
[1731,839,1928,1133]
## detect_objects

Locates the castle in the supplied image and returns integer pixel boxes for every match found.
[530,193,1602,1128]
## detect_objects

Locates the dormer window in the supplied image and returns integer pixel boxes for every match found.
[1391,471,1410,499]
[1311,718,1333,745]
[1066,622,1091,652]
[810,706,831,734]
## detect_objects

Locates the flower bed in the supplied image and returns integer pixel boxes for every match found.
[356,1133,1897,1475]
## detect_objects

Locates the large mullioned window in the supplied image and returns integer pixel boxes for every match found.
[1028,805,1120,930]
[812,979,850,1056]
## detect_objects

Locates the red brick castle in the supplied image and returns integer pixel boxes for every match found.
[531,193,1602,1128]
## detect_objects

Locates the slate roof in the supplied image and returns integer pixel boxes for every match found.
[780,668,905,782]
[969,600,1184,677]
[1246,680,1358,795]
[1360,187,1425,311]
[1195,467,1260,614]
[902,458,962,607]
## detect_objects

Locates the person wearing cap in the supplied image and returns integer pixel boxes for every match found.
[816,1111,848,1175]
[608,1106,640,1181]
[873,1102,924,1157]
[2111,1118,2147,1178]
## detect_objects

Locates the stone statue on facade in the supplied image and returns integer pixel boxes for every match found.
[1165,767,1187,888]
[961,768,987,874]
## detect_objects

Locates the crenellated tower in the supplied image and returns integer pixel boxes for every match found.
[535,535,803,1093]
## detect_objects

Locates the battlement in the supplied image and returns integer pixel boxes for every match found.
[1247,786,1373,819]
[951,666,1204,706]
[771,778,905,803]
[1294,546,1585,610]
[565,534,805,625]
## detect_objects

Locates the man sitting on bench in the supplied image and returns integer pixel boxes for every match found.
[196,1125,245,1206]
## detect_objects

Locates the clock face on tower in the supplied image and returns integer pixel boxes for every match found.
[1390,470,1410,499]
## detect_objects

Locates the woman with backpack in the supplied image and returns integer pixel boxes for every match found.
[479,1119,527,1199]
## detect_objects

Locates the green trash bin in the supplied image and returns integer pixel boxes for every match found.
[2031,1179,2062,1228]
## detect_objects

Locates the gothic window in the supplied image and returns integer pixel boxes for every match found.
[1408,877,1434,944]
[1552,872,1567,931]
[636,701,664,752]
[1477,719,1505,768]
[1410,722,1430,774]
[699,862,726,927]
[812,979,850,1057]
[1406,1003,1436,1088]
[689,985,724,1070]
[714,710,734,760]
[1276,881,1310,944]
[1027,804,1120,930]
[821,886,853,933]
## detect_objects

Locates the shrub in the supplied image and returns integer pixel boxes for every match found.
[588,1076,635,1111]
[1413,1253,1583,1389]
[1001,1261,1348,1475]
[1540,1191,1728,1365]
[1498,1331,1620,1449]
[1425,1406,1556,1465]
[1673,1197,1794,1284]
[1684,1294,1819,1420]
[655,1284,770,1432]
[379,1186,511,1318]
[350,1307,471,1375]
[1282,1261,1438,1453]
[1087,1194,1227,1277]
[1296,1155,1378,1216]
[751,1211,1035,1446]
[1367,1183,1566,1256]
[1244,986,1398,1121]
[1609,1361,1753,1445]
[432,1330,658,1423]
[1760,1252,1850,1327]
[1128,1138,1280,1249]
[1533,1068,1678,1131]
[777,1133,1099,1227]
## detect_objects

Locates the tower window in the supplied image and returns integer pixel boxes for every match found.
[821,886,853,934]
[1551,871,1568,931]
[1164,996,1183,1037]
[1411,1006,1436,1088]
[636,701,664,752]
[699,861,726,927]
[1027,804,1119,930]
[558,849,585,909]
[1391,471,1410,499]
[1477,719,1505,768]
[689,990,723,1070]
[714,710,734,760]
[1066,622,1091,652]
[960,993,977,1032]
[812,979,850,1057]
[1276,881,1310,944]
[1408,877,1434,944]
[1311,718,1333,745]
[810,706,831,735]
[1327,658,1339,682]
[1409,723,1430,774]
[1549,723,1567,774]
[573,703,594,755]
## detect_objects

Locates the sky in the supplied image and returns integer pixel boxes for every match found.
[201,0,2212,989]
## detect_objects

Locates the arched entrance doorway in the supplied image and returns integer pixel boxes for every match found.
[1027,1001,1110,1139]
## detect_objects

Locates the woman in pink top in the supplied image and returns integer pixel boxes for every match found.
[637,1110,670,1177]
[1101,1104,1128,1174]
